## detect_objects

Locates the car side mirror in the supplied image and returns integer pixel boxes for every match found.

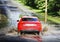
[17,20,19,22]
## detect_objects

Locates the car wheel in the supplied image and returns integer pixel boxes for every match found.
[20,32,23,35]
[17,31,23,36]
[37,32,39,35]
[17,32,20,36]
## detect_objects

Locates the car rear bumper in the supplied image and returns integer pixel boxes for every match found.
[20,30,39,33]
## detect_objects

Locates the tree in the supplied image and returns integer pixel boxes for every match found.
[48,0,60,16]
[18,0,60,16]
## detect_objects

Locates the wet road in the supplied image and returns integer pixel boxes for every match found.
[0,35,42,42]
[0,0,60,42]
[0,32,60,42]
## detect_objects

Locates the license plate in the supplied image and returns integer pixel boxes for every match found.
[24,24,36,26]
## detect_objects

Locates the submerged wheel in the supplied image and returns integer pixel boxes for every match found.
[17,32,20,36]
[37,32,40,35]
[37,32,39,35]
[37,32,42,35]
[20,32,23,35]
[17,31,23,36]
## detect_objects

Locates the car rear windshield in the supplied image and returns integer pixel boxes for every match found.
[22,18,38,21]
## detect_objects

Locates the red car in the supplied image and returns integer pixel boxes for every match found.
[17,16,42,35]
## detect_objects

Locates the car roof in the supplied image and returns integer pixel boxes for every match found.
[21,16,38,18]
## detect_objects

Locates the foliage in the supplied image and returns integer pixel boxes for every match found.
[18,0,60,16]
[0,14,8,28]
[48,0,60,16]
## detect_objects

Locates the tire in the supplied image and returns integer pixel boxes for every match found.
[17,32,20,36]
[17,31,23,36]
[37,32,39,35]
[37,32,43,35]
[20,32,23,35]
[41,32,43,35]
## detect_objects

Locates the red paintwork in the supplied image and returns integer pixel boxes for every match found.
[17,16,42,32]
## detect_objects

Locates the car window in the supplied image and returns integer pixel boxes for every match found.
[22,18,38,21]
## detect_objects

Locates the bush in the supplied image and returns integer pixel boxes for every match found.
[0,14,8,28]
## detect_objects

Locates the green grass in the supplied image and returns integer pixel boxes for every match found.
[15,0,24,5]
[48,16,60,24]
[40,13,60,24]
